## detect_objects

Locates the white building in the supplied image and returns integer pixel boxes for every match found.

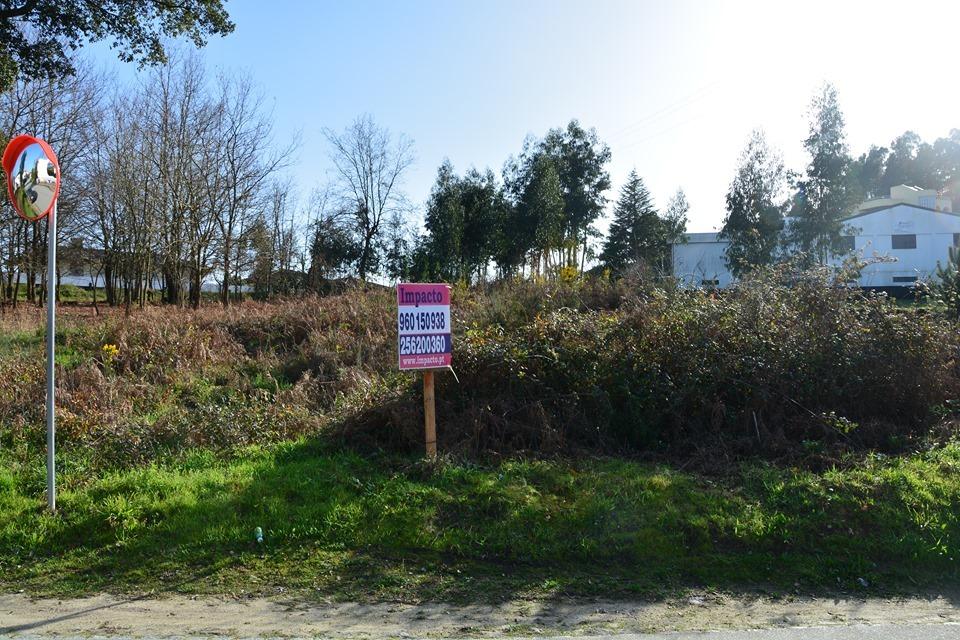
[839,202,960,288]
[671,232,734,288]
[672,185,960,290]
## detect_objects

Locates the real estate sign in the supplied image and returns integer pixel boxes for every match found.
[397,283,452,370]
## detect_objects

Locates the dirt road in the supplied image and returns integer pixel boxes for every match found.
[2,591,960,637]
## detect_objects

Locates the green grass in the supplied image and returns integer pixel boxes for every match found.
[0,325,85,364]
[0,327,42,355]
[1,284,104,304]
[2,439,960,602]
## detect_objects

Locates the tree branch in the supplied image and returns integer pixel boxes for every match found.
[0,0,38,20]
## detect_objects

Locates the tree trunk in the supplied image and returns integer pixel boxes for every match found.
[12,270,20,309]
[190,264,202,310]
[104,259,115,306]
[358,237,371,282]
[91,268,100,316]
[221,237,232,307]
[580,230,588,274]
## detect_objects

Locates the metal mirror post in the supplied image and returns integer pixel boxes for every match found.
[45,202,57,511]
[4,138,61,512]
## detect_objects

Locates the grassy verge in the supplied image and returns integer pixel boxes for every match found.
[2,439,960,602]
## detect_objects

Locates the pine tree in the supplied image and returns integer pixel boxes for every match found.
[790,83,854,263]
[306,210,360,288]
[721,130,787,276]
[934,246,960,319]
[600,170,661,274]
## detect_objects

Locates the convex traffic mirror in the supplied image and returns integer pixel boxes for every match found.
[1,133,62,512]
[2,136,61,222]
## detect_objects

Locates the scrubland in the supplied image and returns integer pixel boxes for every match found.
[1,269,959,600]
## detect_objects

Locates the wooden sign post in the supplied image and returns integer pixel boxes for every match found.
[397,283,451,459]
[423,370,436,458]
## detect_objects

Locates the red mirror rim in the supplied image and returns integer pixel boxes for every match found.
[2,134,61,222]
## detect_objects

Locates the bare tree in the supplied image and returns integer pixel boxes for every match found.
[142,51,210,307]
[0,56,105,307]
[249,180,302,297]
[0,51,349,309]
[210,73,296,306]
[323,115,414,281]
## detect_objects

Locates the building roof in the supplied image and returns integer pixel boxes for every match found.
[683,232,728,243]
[843,202,960,221]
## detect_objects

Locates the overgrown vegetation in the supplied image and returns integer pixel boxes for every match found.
[1,274,959,598]
[1,271,958,467]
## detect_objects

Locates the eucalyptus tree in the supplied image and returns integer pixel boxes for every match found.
[660,188,689,272]
[504,121,611,273]
[790,83,854,264]
[525,156,565,276]
[422,160,463,281]
[458,168,505,282]
[721,129,788,276]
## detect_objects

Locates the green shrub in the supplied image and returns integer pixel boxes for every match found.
[340,267,960,457]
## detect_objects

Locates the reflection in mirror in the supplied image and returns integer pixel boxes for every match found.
[11,143,58,221]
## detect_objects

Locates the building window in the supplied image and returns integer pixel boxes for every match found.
[892,276,917,283]
[891,234,916,249]
[838,236,855,252]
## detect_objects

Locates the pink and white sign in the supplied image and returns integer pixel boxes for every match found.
[397,283,452,370]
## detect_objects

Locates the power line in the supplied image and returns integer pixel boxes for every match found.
[606,80,722,143]
[612,111,711,153]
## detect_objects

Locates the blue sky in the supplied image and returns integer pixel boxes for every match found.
[89,0,960,233]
